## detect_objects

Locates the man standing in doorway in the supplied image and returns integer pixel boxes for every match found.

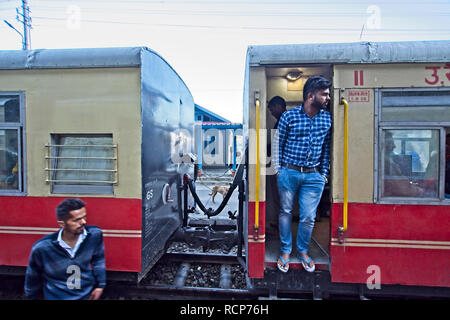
[274,76,332,273]
[25,198,106,299]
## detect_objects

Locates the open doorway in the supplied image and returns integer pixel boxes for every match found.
[264,65,332,269]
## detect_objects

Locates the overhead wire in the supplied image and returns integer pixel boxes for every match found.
[31,14,450,34]
[26,2,450,16]
[32,0,450,4]
[6,0,450,37]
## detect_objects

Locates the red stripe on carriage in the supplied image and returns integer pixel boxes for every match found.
[330,202,450,287]
[0,196,142,272]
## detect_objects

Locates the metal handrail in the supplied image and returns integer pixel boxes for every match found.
[254,97,261,236]
[45,168,117,172]
[340,97,349,233]
[46,179,117,184]
[45,144,118,148]
[45,156,117,160]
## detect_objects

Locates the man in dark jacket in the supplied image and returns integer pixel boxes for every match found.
[25,198,106,300]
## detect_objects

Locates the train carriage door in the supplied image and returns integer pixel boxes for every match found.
[263,65,333,272]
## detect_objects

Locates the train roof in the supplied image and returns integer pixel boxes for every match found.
[0,46,193,98]
[247,40,450,66]
[0,47,147,69]
[0,46,187,79]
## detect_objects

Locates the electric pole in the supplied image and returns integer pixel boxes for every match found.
[16,0,32,50]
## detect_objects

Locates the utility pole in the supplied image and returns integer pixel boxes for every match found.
[16,0,32,50]
[3,19,24,47]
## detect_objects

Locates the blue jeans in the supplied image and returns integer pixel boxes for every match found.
[277,167,325,255]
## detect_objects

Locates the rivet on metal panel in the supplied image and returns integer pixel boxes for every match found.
[339,88,346,102]
[253,226,259,241]
[337,226,345,244]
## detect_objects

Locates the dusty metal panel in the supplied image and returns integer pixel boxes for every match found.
[248,41,450,66]
[331,87,374,204]
[139,48,195,280]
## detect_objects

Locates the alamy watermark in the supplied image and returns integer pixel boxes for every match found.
[170,128,283,175]
[66,5,82,30]
[66,264,81,289]
[366,5,381,30]
[366,264,381,290]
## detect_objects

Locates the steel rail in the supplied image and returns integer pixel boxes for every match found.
[162,252,241,265]
[104,283,256,300]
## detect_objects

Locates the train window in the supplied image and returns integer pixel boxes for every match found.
[377,88,450,203]
[0,93,24,194]
[380,129,439,199]
[46,134,117,194]
[381,90,450,122]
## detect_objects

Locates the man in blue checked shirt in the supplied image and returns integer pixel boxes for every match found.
[274,76,332,273]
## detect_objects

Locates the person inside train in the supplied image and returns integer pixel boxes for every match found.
[383,131,424,197]
[268,96,287,130]
[266,96,287,236]
[24,198,106,300]
[0,135,18,189]
[274,76,332,273]
[267,96,287,164]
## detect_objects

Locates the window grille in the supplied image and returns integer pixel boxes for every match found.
[45,135,117,194]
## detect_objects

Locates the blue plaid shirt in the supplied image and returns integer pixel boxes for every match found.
[274,105,332,176]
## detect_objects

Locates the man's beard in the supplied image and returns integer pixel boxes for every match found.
[312,95,328,109]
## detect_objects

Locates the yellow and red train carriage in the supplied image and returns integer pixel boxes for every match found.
[0,47,194,281]
[243,40,450,296]
[0,41,449,298]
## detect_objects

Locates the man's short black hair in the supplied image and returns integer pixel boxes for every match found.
[268,96,286,108]
[303,76,332,101]
[56,198,86,221]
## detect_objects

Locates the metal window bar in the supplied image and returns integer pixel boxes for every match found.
[45,144,118,185]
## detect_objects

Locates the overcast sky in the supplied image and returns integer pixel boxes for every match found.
[1,0,449,123]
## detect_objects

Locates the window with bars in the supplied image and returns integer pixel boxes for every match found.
[46,134,117,194]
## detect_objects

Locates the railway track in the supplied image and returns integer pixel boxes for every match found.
[103,252,258,300]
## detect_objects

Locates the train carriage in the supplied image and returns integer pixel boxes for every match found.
[0,47,194,281]
[1,41,449,299]
[243,40,450,297]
